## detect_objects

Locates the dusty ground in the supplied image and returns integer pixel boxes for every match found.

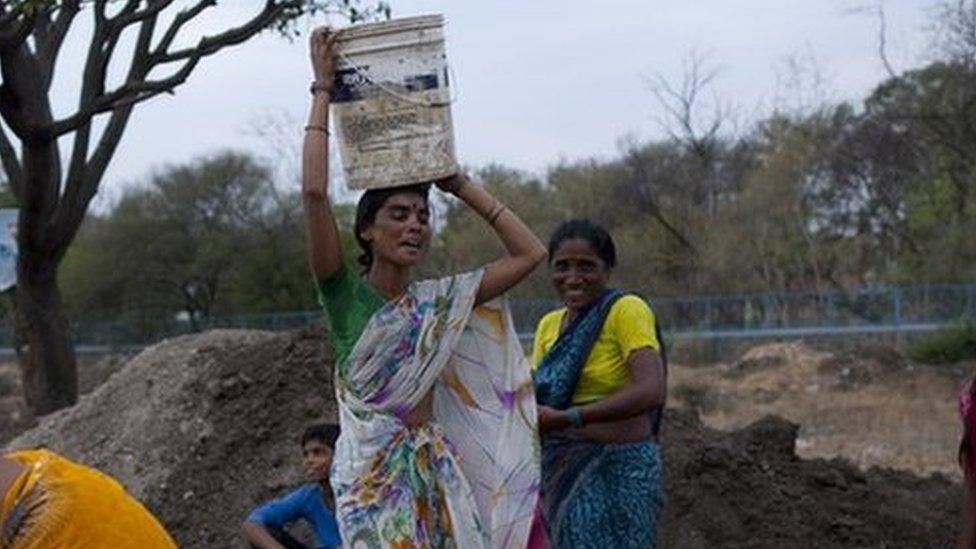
[2,329,964,547]
[670,341,969,477]
[0,352,131,440]
[660,409,959,548]
[7,328,336,547]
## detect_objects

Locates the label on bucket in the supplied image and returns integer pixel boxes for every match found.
[332,67,443,103]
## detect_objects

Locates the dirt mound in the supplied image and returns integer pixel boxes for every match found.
[0,353,134,440]
[5,331,963,547]
[661,409,960,548]
[0,361,30,441]
[77,352,133,394]
[7,327,336,548]
[672,340,966,476]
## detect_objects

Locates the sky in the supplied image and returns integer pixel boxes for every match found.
[43,0,938,200]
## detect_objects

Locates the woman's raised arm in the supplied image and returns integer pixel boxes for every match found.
[437,176,547,305]
[303,27,343,280]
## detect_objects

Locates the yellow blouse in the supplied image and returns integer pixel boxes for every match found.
[531,295,660,405]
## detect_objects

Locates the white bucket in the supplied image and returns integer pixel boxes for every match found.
[332,15,458,190]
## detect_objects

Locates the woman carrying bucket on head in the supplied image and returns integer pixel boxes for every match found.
[304,26,547,548]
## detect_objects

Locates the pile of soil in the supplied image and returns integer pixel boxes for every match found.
[8,327,336,547]
[671,341,967,476]
[6,329,963,547]
[0,352,132,440]
[661,410,960,548]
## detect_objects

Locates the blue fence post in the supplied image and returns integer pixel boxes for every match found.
[891,287,904,348]
[892,288,902,329]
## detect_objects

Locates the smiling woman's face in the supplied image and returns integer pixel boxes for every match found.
[359,191,431,268]
[550,237,611,312]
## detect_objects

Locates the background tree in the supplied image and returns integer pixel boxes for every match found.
[0,0,388,413]
[60,150,360,329]
[24,0,976,400]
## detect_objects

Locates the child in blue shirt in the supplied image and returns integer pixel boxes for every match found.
[243,424,341,549]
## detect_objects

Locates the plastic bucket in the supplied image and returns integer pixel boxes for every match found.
[332,15,458,190]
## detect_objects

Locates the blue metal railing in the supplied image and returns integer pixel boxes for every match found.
[0,283,973,353]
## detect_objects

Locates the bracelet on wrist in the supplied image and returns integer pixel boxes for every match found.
[305,124,330,135]
[487,203,507,226]
[310,81,332,96]
[566,406,584,428]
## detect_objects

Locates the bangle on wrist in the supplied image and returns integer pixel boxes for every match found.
[566,406,584,428]
[310,81,332,95]
[487,203,507,226]
[305,124,330,135]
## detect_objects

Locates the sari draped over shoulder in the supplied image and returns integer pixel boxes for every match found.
[533,290,664,549]
[331,270,541,549]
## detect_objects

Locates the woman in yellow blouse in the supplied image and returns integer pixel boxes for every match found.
[531,219,667,549]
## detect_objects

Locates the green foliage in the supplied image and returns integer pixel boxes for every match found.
[61,152,324,325]
[908,323,976,364]
[275,0,392,36]
[56,23,976,325]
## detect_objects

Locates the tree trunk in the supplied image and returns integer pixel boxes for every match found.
[14,254,78,415]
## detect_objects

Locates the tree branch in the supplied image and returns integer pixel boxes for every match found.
[875,0,898,78]
[52,5,164,259]
[848,1,900,79]
[153,0,215,56]
[0,2,27,29]
[59,2,113,198]
[0,8,36,52]
[93,0,110,25]
[107,0,171,30]
[152,0,289,64]
[31,3,53,53]
[648,50,725,156]
[37,0,80,91]
[0,121,23,200]
[52,0,292,136]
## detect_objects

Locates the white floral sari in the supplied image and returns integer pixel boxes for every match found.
[331,270,540,548]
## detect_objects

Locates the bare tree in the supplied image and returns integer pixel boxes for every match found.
[932,0,976,68]
[618,140,696,253]
[646,49,735,219]
[0,0,387,414]
[848,0,901,77]
[647,50,730,163]
[771,50,835,117]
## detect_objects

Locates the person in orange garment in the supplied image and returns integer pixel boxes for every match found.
[0,448,176,548]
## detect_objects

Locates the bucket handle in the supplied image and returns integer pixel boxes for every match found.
[335,48,459,108]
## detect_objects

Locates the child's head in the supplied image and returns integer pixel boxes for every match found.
[301,423,339,483]
[960,379,976,477]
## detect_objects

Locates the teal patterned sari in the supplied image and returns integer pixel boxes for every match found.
[533,289,665,549]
